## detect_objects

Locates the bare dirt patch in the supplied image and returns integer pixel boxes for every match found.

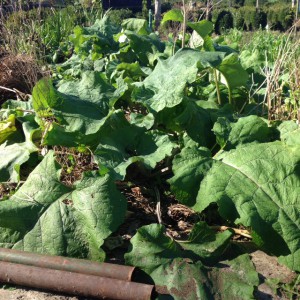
[0,287,88,300]
[251,250,298,300]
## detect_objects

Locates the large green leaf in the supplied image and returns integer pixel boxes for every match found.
[194,142,300,270]
[182,222,233,262]
[125,224,257,300]
[0,151,127,260]
[188,21,214,50]
[32,78,63,113]
[161,9,183,24]
[69,16,119,59]
[126,224,187,273]
[57,71,114,107]
[124,31,166,66]
[121,18,149,35]
[0,151,71,247]
[279,249,300,272]
[133,49,226,113]
[130,112,155,130]
[240,49,265,73]
[94,111,177,179]
[187,20,214,39]
[32,78,110,147]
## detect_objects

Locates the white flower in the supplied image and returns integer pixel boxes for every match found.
[118,34,128,43]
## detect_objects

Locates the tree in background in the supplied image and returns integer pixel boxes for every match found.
[154,0,161,28]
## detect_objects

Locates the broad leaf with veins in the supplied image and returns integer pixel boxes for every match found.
[0,151,127,261]
[194,142,300,270]
[125,224,258,299]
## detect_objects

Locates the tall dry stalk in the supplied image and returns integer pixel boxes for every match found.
[261,27,300,121]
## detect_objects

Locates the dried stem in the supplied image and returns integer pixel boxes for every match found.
[211,225,252,239]
[154,186,162,224]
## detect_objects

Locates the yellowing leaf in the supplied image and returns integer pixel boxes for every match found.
[0,114,17,144]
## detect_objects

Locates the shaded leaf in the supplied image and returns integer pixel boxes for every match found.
[0,142,33,182]
[174,101,214,146]
[212,117,231,149]
[157,100,214,147]
[184,222,233,262]
[94,111,177,179]
[217,53,248,90]
[125,224,186,274]
[94,111,144,178]
[124,31,166,66]
[213,115,273,150]
[278,120,300,146]
[168,146,213,206]
[125,224,255,300]
[153,259,212,300]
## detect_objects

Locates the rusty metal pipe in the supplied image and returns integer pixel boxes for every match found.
[0,248,134,281]
[0,261,154,300]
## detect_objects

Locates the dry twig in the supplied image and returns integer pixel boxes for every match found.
[154,186,162,224]
[211,225,252,239]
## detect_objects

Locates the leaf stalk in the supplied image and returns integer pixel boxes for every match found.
[213,69,222,105]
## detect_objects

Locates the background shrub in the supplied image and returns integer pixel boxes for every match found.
[215,10,234,34]
[265,4,294,31]
[107,9,134,24]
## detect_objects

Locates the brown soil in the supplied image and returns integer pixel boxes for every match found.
[0,288,83,300]
[251,251,298,300]
[53,146,99,187]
